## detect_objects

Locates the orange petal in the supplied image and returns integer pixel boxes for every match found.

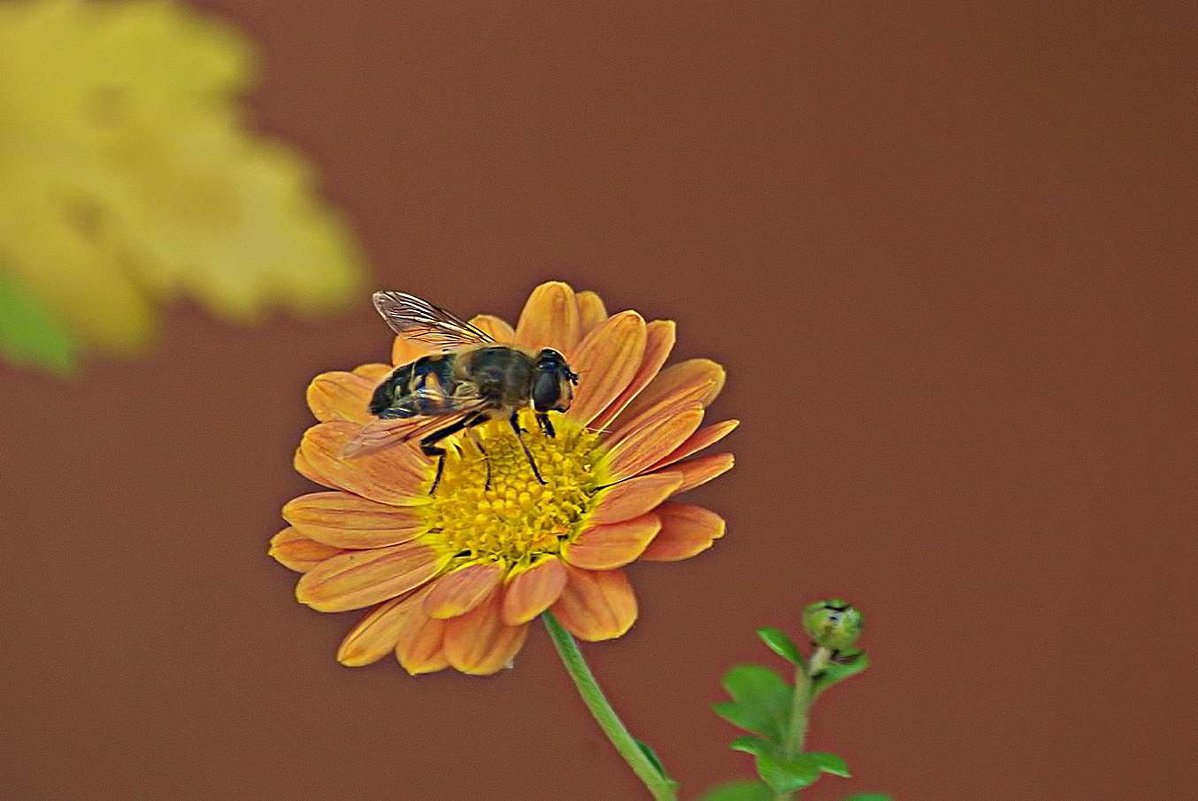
[604,378,716,450]
[575,290,609,336]
[353,362,393,382]
[501,556,568,625]
[589,472,682,525]
[297,421,430,505]
[563,513,661,570]
[396,603,449,675]
[669,452,735,493]
[603,406,705,480]
[295,541,442,612]
[515,281,580,353]
[443,593,530,675]
[306,371,377,423]
[649,419,739,471]
[268,527,342,573]
[640,503,726,561]
[590,320,676,431]
[337,593,422,667]
[422,561,505,619]
[550,566,638,641]
[470,314,515,342]
[617,359,725,425]
[293,446,322,486]
[565,311,648,426]
[283,492,427,548]
[392,336,435,366]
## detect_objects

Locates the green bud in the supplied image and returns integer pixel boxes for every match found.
[802,599,862,651]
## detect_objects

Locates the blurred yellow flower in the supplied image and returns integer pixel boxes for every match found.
[0,0,363,370]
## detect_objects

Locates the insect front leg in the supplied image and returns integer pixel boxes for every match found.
[509,410,546,485]
[421,413,488,495]
[536,411,556,439]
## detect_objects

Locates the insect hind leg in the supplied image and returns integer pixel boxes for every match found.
[421,412,488,495]
[509,411,547,485]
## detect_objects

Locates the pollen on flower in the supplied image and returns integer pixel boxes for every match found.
[421,411,604,566]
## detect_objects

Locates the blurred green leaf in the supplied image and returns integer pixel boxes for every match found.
[0,271,78,373]
[813,651,870,699]
[700,780,774,801]
[757,627,803,665]
[754,749,822,794]
[843,795,892,801]
[729,741,851,795]
[713,664,793,743]
[729,735,773,756]
[808,752,851,778]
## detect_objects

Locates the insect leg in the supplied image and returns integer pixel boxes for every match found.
[509,410,547,485]
[465,427,492,491]
[536,411,556,439]
[421,413,488,495]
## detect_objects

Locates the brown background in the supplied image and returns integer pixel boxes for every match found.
[2,2,1196,799]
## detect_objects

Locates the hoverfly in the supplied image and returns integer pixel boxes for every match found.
[345,291,579,495]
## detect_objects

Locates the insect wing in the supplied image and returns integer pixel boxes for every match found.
[342,397,491,458]
[372,291,495,350]
[341,417,420,458]
[388,383,481,418]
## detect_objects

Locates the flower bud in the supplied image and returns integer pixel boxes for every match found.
[802,599,862,651]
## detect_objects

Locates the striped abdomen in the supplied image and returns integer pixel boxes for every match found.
[369,353,461,419]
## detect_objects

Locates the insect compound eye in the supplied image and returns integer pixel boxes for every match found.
[532,369,562,412]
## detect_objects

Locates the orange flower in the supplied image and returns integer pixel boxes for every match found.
[270,281,736,675]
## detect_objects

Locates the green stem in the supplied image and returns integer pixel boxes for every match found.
[776,647,829,801]
[542,613,677,801]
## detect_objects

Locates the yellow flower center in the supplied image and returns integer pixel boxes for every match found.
[420,410,604,566]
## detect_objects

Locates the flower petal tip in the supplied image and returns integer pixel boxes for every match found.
[335,650,372,668]
[444,595,530,674]
[501,557,568,626]
[306,371,375,423]
[640,503,727,561]
[551,567,638,642]
[516,281,581,351]
[268,528,341,573]
[562,513,662,570]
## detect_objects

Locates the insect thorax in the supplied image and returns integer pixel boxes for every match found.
[457,346,536,407]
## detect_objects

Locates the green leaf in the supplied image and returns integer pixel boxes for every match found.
[729,742,851,795]
[634,738,669,779]
[723,739,824,795]
[843,795,892,801]
[809,752,851,778]
[728,736,773,756]
[632,738,679,792]
[813,650,871,699]
[700,780,774,801]
[0,271,78,374]
[757,627,803,665]
[713,664,794,743]
[755,750,822,794]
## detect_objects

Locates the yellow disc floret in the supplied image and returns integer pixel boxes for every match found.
[421,411,603,567]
